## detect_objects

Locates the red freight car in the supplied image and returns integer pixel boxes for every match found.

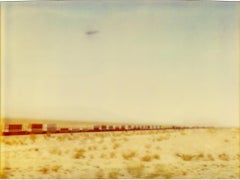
[47,124,57,133]
[93,126,100,131]
[31,124,43,133]
[7,124,26,135]
[108,125,114,130]
[9,124,22,132]
[60,128,69,133]
[120,125,125,130]
[101,125,107,131]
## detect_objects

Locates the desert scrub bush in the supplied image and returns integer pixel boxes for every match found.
[205,154,215,161]
[237,153,240,160]
[73,148,86,159]
[122,137,129,142]
[56,135,67,141]
[113,143,120,150]
[176,152,214,161]
[175,153,194,161]
[87,145,97,151]
[122,150,137,160]
[2,138,18,145]
[100,153,107,159]
[48,148,62,156]
[102,145,108,150]
[156,135,170,142]
[108,170,120,178]
[153,154,160,160]
[207,128,217,134]
[110,152,116,158]
[95,170,104,178]
[218,153,230,161]
[141,155,152,162]
[0,172,8,179]
[144,144,151,149]
[151,164,176,179]
[180,131,187,135]
[44,133,52,139]
[38,167,49,174]
[89,154,94,159]
[29,134,37,143]
[51,165,62,172]
[126,163,145,178]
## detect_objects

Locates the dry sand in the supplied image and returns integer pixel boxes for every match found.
[0,128,239,178]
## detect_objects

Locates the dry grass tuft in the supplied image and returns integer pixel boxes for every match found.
[176,153,194,161]
[49,148,62,156]
[108,170,120,178]
[218,153,230,161]
[145,144,151,149]
[176,152,215,161]
[51,165,62,172]
[153,154,160,160]
[141,155,152,162]
[126,163,145,178]
[0,172,8,179]
[113,143,120,150]
[38,167,49,174]
[122,150,137,160]
[56,135,67,141]
[95,170,104,178]
[100,153,107,159]
[29,134,37,143]
[73,149,86,159]
[110,152,116,158]
[156,135,170,142]
[153,164,176,179]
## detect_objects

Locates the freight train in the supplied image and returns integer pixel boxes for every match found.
[1,123,166,136]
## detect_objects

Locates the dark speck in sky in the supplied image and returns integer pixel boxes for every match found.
[85,30,99,35]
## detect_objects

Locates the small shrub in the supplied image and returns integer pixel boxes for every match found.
[218,153,230,161]
[100,153,106,159]
[73,149,85,159]
[29,134,37,143]
[126,163,145,178]
[206,154,215,161]
[154,164,175,179]
[145,144,151,149]
[39,167,49,174]
[89,154,94,159]
[175,153,194,161]
[95,170,104,178]
[57,135,66,141]
[110,152,116,158]
[44,133,52,139]
[141,155,152,162]
[0,172,8,179]
[49,148,62,156]
[51,165,62,172]
[122,151,137,160]
[113,143,120,149]
[153,154,160,160]
[108,170,119,178]
[102,145,107,150]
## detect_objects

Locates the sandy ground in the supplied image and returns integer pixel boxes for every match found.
[0,128,239,178]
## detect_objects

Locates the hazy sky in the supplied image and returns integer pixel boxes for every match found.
[1,1,239,127]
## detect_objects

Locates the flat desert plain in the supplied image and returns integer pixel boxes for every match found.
[0,128,239,178]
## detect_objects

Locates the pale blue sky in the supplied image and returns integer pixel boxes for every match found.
[1,1,239,127]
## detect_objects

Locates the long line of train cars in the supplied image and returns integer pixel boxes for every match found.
[1,123,197,136]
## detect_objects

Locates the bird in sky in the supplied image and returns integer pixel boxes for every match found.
[85,30,99,35]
